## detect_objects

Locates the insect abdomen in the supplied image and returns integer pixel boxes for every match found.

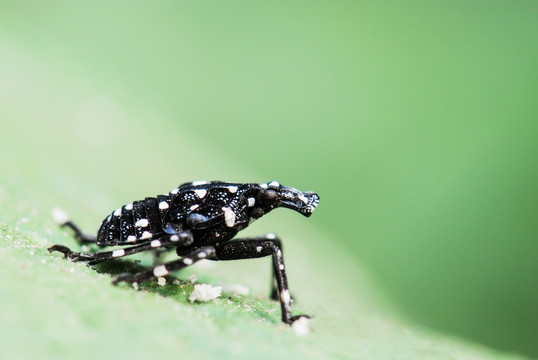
[97,195,171,246]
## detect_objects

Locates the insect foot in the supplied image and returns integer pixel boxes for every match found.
[48,244,94,262]
[289,314,312,324]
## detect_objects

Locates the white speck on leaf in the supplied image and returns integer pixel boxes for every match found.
[223,284,250,296]
[189,273,198,283]
[292,317,312,336]
[189,284,222,303]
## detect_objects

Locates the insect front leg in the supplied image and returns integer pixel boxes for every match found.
[213,235,310,324]
[112,246,216,285]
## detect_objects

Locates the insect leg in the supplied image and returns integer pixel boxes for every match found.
[47,244,95,261]
[48,232,194,265]
[112,246,216,285]
[61,220,97,244]
[213,235,310,324]
[52,208,97,244]
[221,234,286,300]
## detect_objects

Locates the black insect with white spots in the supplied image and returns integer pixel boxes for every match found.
[48,180,320,325]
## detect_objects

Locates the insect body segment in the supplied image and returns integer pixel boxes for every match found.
[49,181,320,325]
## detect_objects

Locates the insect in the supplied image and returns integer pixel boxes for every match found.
[48,180,320,325]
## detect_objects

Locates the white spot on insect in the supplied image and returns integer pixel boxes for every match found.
[192,180,209,186]
[222,207,236,227]
[159,201,169,210]
[227,186,238,193]
[189,284,222,302]
[112,249,125,257]
[260,183,268,189]
[198,251,207,259]
[256,246,263,253]
[124,203,133,211]
[277,249,282,257]
[151,240,161,248]
[281,289,291,304]
[51,207,70,225]
[127,235,137,242]
[189,273,198,283]
[157,277,166,286]
[132,282,139,291]
[292,317,312,336]
[267,233,277,240]
[279,264,285,270]
[114,208,122,216]
[189,204,199,211]
[247,197,255,207]
[269,181,280,187]
[107,215,112,222]
[170,235,180,242]
[135,219,149,227]
[183,258,193,265]
[194,189,207,199]
[153,265,168,277]
[170,188,179,195]
[141,231,152,240]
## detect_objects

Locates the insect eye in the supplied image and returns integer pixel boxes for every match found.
[261,189,278,201]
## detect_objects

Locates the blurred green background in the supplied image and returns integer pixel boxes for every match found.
[1,0,537,358]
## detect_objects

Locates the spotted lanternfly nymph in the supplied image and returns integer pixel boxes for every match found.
[48,181,320,325]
